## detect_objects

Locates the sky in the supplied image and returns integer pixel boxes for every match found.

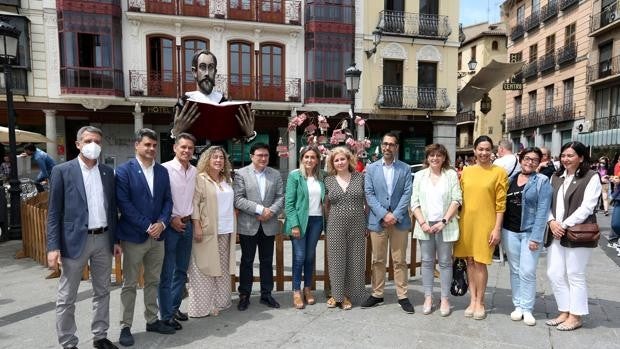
[460,0,503,27]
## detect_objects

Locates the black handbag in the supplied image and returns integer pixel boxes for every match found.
[450,258,468,296]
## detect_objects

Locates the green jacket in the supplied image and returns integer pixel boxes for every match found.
[284,169,326,237]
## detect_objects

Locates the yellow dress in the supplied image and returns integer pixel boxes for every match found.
[454,164,508,265]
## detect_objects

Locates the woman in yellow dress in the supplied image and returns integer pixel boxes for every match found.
[454,135,508,320]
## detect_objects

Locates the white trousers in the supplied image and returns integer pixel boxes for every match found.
[546,239,593,315]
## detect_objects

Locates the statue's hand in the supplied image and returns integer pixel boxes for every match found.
[172,101,199,136]
[235,104,255,137]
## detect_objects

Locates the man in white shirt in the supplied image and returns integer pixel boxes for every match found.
[494,140,521,177]
[159,133,197,330]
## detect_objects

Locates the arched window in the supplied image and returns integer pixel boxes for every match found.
[147,35,176,97]
[492,40,499,50]
[228,40,254,99]
[182,38,209,93]
[260,43,284,101]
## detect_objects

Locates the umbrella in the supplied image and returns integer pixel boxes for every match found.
[0,126,54,143]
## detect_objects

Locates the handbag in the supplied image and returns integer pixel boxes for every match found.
[566,223,600,243]
[450,258,468,296]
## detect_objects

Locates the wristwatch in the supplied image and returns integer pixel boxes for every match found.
[441,218,448,224]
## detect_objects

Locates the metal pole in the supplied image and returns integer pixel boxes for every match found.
[5,61,22,239]
[351,91,356,141]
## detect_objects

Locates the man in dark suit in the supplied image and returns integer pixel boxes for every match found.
[116,128,174,346]
[233,143,284,310]
[47,126,120,349]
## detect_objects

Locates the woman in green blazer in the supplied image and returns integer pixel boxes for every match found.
[284,146,325,309]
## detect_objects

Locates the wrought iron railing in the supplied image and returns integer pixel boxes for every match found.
[559,0,579,11]
[587,55,620,83]
[128,0,301,24]
[378,11,451,40]
[510,23,525,41]
[525,11,540,31]
[377,85,450,110]
[589,6,620,33]
[594,115,620,131]
[60,67,124,96]
[508,104,576,130]
[541,0,558,21]
[456,110,475,124]
[522,60,538,80]
[556,42,577,65]
[539,52,556,74]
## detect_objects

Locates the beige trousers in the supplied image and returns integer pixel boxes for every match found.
[370,226,410,299]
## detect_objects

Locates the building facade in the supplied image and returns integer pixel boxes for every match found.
[503,0,588,157]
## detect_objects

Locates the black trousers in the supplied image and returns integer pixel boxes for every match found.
[238,225,275,296]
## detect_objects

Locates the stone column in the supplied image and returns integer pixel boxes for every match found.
[43,109,57,161]
[133,102,144,132]
[433,121,457,162]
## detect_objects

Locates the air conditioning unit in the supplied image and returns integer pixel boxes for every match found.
[574,120,592,133]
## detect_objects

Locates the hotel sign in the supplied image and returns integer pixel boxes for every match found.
[503,82,523,90]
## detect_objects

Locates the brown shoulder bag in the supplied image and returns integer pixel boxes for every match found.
[566,223,600,243]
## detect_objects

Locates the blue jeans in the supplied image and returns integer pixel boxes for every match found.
[291,216,323,291]
[501,228,542,312]
[610,205,620,241]
[158,223,193,321]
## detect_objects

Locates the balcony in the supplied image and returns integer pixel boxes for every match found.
[594,115,620,131]
[539,52,556,74]
[559,0,578,11]
[510,104,576,130]
[587,55,620,84]
[127,0,302,25]
[378,11,451,40]
[513,69,523,83]
[540,0,558,22]
[129,70,301,102]
[525,11,540,32]
[456,110,475,124]
[589,7,620,36]
[0,67,27,95]
[522,60,538,80]
[377,85,450,110]
[556,42,577,66]
[60,67,124,97]
[510,23,525,41]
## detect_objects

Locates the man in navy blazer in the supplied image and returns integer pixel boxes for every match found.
[115,128,175,346]
[362,132,414,313]
[47,126,119,349]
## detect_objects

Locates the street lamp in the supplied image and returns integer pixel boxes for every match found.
[457,58,478,78]
[0,19,22,239]
[344,62,361,140]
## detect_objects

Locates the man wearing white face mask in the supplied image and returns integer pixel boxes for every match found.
[47,126,121,349]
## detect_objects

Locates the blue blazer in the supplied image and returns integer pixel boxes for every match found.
[365,159,412,232]
[46,158,117,259]
[116,158,173,243]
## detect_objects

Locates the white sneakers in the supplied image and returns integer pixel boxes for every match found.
[510,307,536,325]
[523,312,536,326]
[510,307,523,321]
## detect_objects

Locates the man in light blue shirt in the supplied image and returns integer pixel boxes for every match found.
[24,143,56,183]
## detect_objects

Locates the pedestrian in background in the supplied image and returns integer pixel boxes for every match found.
[410,143,461,317]
[536,147,556,178]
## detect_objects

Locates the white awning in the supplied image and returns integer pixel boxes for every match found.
[459,59,525,106]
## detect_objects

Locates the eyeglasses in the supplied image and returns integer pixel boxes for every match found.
[522,156,540,164]
[381,142,397,148]
[252,153,269,158]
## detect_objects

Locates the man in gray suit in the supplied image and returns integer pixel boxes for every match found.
[233,142,284,310]
[47,126,120,349]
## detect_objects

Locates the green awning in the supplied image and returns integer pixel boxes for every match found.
[575,129,620,147]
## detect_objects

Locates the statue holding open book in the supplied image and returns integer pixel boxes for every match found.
[171,49,257,142]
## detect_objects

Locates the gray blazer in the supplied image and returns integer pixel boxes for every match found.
[46,158,117,259]
[233,165,284,236]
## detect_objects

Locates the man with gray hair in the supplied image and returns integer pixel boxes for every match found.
[47,126,120,349]
[493,139,521,177]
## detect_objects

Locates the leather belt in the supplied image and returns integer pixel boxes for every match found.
[180,216,191,223]
[87,227,108,235]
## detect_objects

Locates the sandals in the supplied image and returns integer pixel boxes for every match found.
[557,321,582,331]
[326,297,337,308]
[293,291,305,309]
[545,314,569,327]
[341,297,352,310]
[303,287,315,305]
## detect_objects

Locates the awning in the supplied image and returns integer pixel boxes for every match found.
[576,129,620,147]
[459,59,525,106]
[0,126,53,143]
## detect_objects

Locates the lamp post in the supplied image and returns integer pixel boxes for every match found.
[344,62,361,140]
[0,19,22,239]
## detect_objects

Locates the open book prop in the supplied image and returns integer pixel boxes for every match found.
[186,97,251,141]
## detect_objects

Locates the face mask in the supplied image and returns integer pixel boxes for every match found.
[81,142,101,160]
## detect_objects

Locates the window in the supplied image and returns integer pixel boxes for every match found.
[260,43,285,101]
[561,130,572,145]
[517,5,525,24]
[543,133,552,149]
[546,34,555,54]
[531,0,540,14]
[528,90,537,114]
[563,78,574,107]
[564,23,576,46]
[545,85,554,111]
[305,32,352,100]
[147,35,176,96]
[599,42,613,78]
[529,44,538,61]
[514,96,522,116]
[471,46,477,61]
[458,52,462,70]
[492,41,499,51]
[228,41,254,99]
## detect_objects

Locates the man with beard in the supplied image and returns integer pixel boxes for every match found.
[171,49,256,142]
